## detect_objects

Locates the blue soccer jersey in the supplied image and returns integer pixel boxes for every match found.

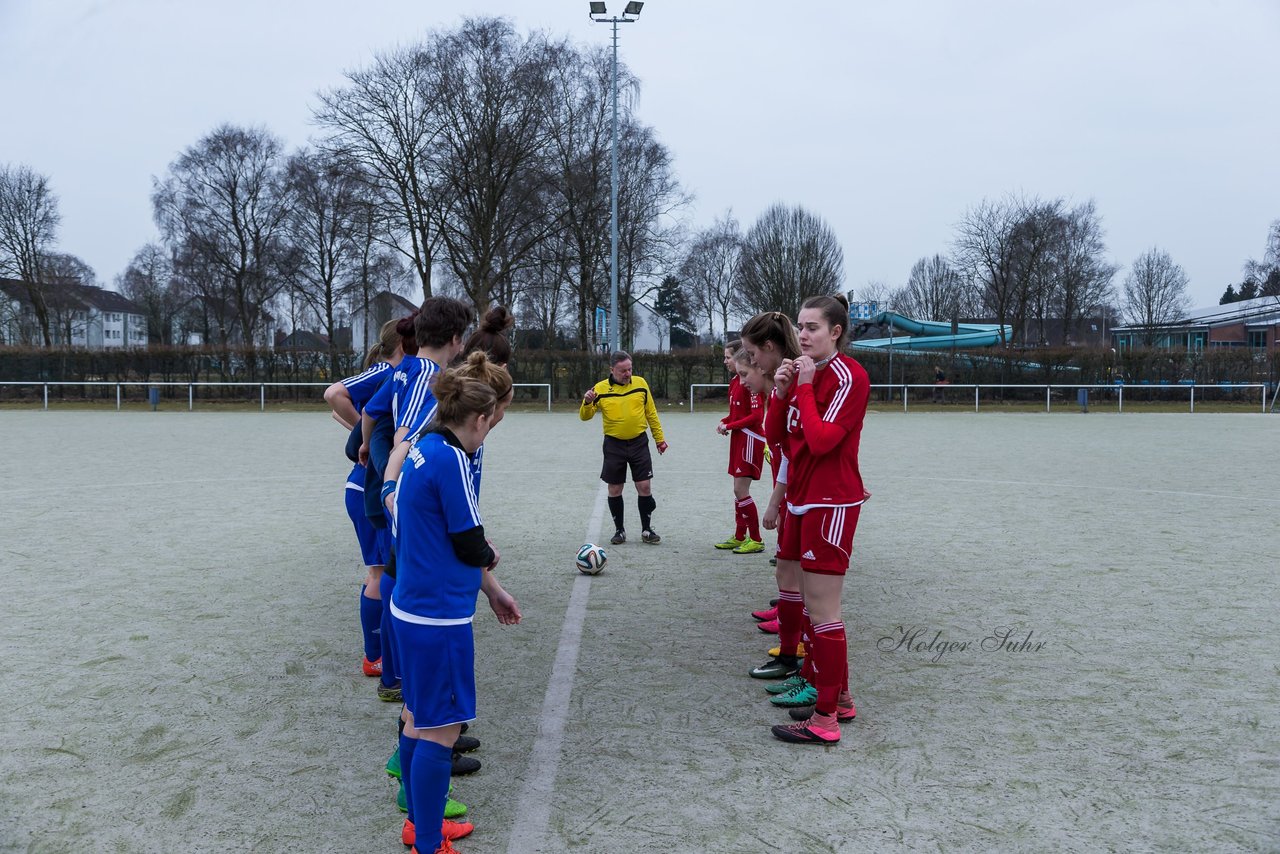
[341,361,393,414]
[363,356,441,440]
[391,430,486,623]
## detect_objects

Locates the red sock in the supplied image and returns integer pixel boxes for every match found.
[739,497,760,542]
[775,590,803,657]
[800,608,816,683]
[733,498,747,540]
[811,621,847,715]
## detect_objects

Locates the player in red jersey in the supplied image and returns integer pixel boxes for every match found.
[739,312,808,683]
[767,294,870,745]
[715,341,766,554]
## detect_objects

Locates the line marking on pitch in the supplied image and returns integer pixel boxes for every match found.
[505,482,605,853]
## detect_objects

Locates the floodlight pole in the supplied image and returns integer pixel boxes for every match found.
[591,7,639,353]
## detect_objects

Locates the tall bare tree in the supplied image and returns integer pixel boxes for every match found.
[737,203,844,319]
[280,149,364,377]
[315,46,441,299]
[1052,200,1118,341]
[428,18,561,314]
[614,119,689,347]
[1122,247,1191,344]
[544,43,622,350]
[153,124,290,350]
[680,212,742,342]
[118,243,187,344]
[953,196,1020,344]
[0,163,60,344]
[896,254,964,322]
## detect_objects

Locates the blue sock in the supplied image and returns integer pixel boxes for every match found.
[379,573,397,686]
[359,584,382,662]
[399,733,419,823]
[409,739,453,852]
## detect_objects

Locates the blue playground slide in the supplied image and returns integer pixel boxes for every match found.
[850,311,1012,350]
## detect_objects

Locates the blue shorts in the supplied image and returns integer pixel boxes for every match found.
[345,469,387,566]
[391,616,476,729]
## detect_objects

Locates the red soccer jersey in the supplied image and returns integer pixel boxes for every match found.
[721,375,764,435]
[780,353,870,510]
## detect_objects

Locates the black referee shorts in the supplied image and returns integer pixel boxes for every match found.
[601,435,654,485]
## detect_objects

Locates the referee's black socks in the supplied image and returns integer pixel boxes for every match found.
[639,494,656,532]
[608,496,625,533]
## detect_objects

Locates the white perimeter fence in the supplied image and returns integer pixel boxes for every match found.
[0,381,553,412]
[689,383,1273,414]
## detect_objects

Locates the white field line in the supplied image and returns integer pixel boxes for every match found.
[505,482,605,852]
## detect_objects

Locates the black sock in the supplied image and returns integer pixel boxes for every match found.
[608,496,624,532]
[639,494,656,531]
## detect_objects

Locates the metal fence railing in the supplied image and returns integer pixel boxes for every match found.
[689,383,1271,414]
[0,381,553,412]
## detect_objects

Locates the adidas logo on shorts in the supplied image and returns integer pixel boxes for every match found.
[802,550,816,560]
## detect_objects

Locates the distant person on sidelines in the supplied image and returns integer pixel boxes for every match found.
[579,350,668,545]
[933,364,948,403]
[715,340,765,554]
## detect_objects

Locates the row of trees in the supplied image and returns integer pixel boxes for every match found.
[6,17,1280,359]
[850,195,1187,346]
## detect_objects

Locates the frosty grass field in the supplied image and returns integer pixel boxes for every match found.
[1,407,1277,853]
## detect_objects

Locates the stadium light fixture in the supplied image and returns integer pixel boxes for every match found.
[589,2,644,352]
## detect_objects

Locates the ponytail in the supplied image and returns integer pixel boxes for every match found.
[740,311,801,360]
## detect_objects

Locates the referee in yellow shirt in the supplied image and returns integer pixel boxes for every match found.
[580,350,669,544]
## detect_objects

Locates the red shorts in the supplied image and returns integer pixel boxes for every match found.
[777,504,861,575]
[727,431,764,480]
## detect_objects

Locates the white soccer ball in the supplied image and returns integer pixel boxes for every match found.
[575,543,607,575]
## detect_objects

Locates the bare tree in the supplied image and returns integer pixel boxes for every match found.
[614,118,690,347]
[896,255,964,322]
[515,228,574,348]
[1243,219,1280,298]
[280,149,364,377]
[118,243,187,344]
[737,203,844,319]
[1122,248,1191,344]
[0,163,60,344]
[952,195,1022,345]
[850,280,896,313]
[428,18,562,315]
[680,212,742,341]
[153,124,290,350]
[1053,200,1118,342]
[544,43,623,350]
[1012,199,1067,344]
[41,252,97,344]
[315,46,441,299]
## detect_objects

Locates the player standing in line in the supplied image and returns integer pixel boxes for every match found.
[382,305,516,492]
[714,341,766,555]
[360,297,474,703]
[739,313,807,683]
[730,348,797,642]
[766,294,870,745]
[391,353,520,854]
[579,350,669,545]
[324,317,415,678]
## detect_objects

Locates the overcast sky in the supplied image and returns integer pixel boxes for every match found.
[1,0,1277,310]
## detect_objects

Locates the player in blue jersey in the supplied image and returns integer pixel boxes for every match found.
[359,297,474,704]
[381,305,515,502]
[391,352,518,854]
[324,317,417,678]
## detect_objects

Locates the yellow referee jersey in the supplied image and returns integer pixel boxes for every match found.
[579,375,665,443]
